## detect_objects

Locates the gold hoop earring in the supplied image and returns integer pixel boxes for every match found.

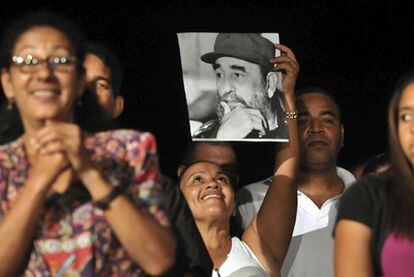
[7,98,14,111]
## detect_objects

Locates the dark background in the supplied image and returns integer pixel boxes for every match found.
[1,1,413,188]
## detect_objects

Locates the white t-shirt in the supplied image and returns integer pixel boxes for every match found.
[236,167,355,277]
[212,237,268,277]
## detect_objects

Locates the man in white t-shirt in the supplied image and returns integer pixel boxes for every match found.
[236,87,355,277]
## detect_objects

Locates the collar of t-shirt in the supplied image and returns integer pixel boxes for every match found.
[292,167,355,236]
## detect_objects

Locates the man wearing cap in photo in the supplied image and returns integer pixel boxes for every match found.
[193,33,288,140]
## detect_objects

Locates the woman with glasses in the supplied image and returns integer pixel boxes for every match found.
[334,71,414,276]
[0,12,174,276]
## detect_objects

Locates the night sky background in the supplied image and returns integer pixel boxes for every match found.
[1,1,414,188]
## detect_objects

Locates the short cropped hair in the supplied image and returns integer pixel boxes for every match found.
[179,142,238,188]
[85,41,123,95]
[296,86,342,122]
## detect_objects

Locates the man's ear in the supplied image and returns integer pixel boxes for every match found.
[1,68,15,99]
[341,124,345,147]
[265,71,279,99]
[112,95,124,118]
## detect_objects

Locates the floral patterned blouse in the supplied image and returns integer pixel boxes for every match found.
[0,129,169,276]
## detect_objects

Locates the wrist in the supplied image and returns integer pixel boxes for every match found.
[24,174,54,199]
[283,93,296,112]
[285,110,298,119]
[78,167,114,200]
[94,186,123,211]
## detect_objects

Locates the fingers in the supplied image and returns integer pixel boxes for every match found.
[273,43,297,61]
[217,106,270,138]
[273,56,300,74]
[270,47,299,80]
[37,140,66,155]
[230,107,268,135]
[30,121,82,156]
[220,101,231,115]
[246,109,269,132]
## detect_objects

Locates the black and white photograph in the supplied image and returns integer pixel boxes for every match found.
[177,32,288,142]
[2,2,414,276]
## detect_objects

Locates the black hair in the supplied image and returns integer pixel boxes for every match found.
[0,12,112,142]
[179,142,238,187]
[295,86,342,122]
[180,142,238,170]
[0,11,85,73]
[85,40,123,95]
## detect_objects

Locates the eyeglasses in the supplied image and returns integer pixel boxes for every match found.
[11,54,77,73]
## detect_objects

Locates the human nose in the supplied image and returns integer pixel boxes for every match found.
[35,60,54,79]
[205,178,220,189]
[308,119,323,134]
[218,75,235,96]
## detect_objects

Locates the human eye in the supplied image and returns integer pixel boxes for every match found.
[96,81,110,90]
[233,72,244,78]
[322,117,335,125]
[192,175,205,185]
[20,55,39,66]
[27,57,39,66]
[216,175,229,184]
[215,71,223,78]
[400,112,413,122]
[50,56,71,66]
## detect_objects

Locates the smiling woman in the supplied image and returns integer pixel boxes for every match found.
[178,44,300,276]
[0,12,174,276]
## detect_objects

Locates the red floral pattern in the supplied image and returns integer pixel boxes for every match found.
[0,130,169,276]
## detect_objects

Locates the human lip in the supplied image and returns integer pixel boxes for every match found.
[306,138,329,147]
[30,89,61,99]
[201,193,223,200]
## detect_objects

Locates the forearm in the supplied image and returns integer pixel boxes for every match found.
[256,175,297,266]
[274,92,299,176]
[257,92,299,265]
[0,178,48,276]
[81,168,175,275]
[105,197,175,275]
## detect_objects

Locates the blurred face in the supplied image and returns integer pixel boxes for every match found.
[179,161,234,222]
[398,83,414,165]
[194,143,237,167]
[1,26,83,125]
[84,53,116,115]
[297,92,343,171]
[214,57,269,120]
